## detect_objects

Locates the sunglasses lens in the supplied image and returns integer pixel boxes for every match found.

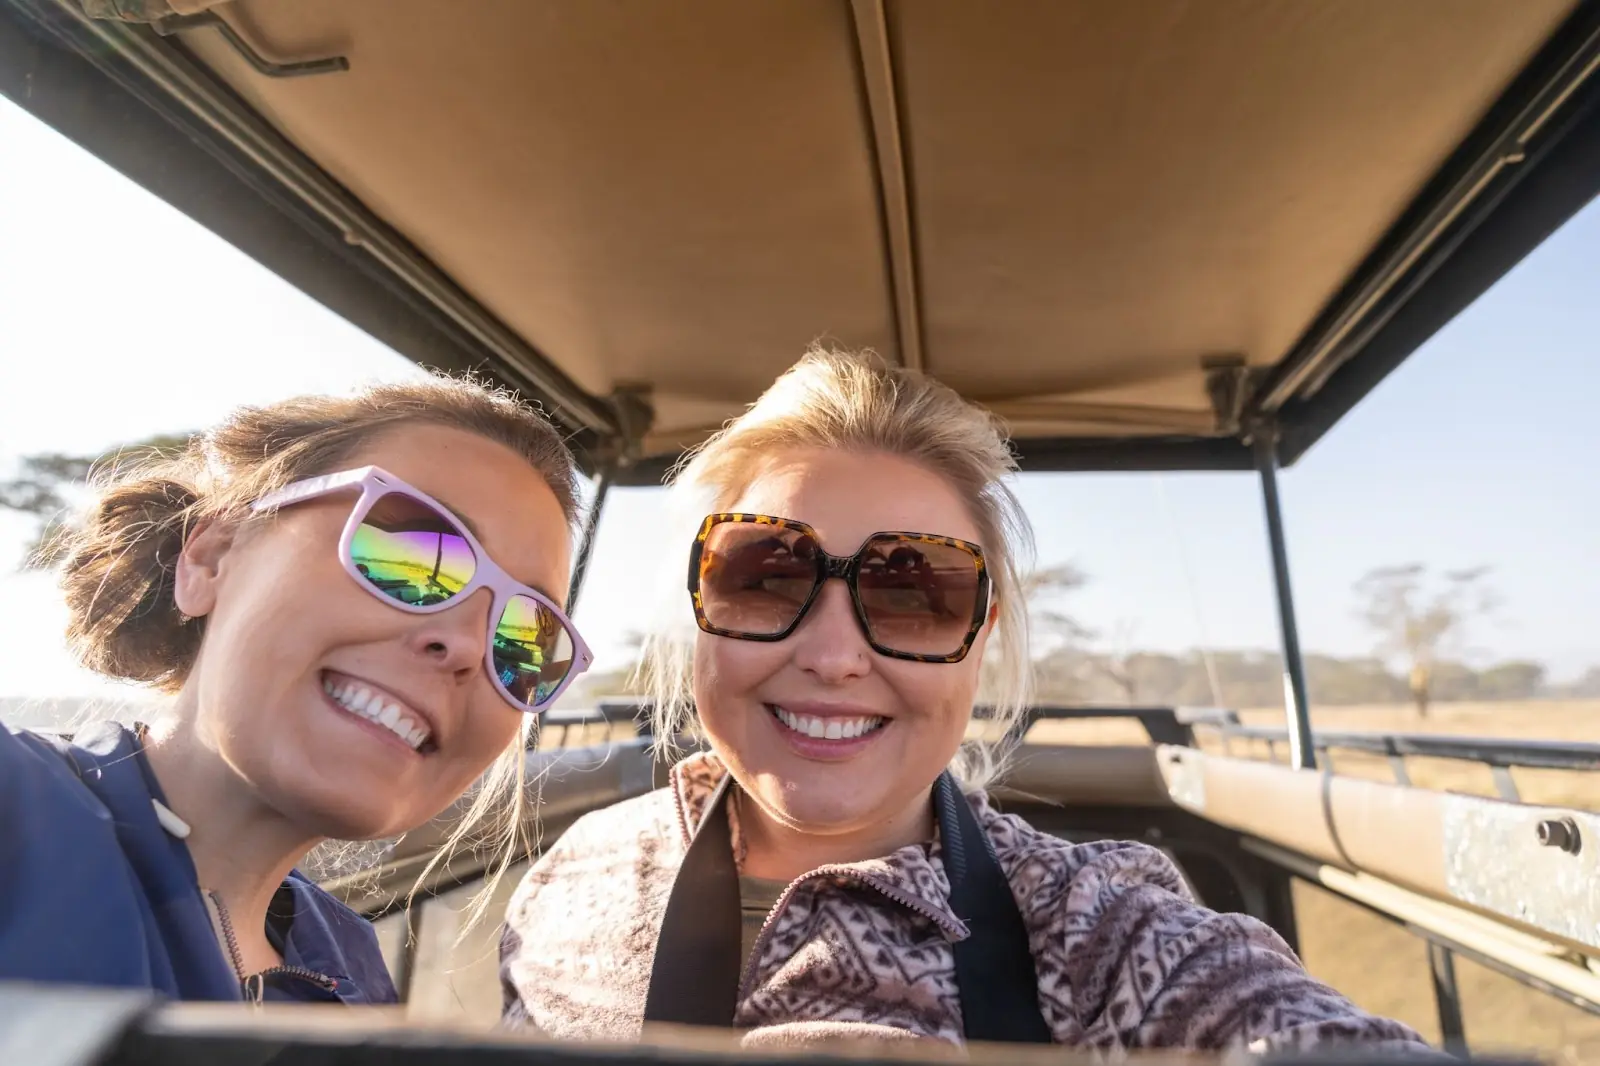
[699,522,819,636]
[350,493,477,606]
[857,535,982,656]
[493,594,577,709]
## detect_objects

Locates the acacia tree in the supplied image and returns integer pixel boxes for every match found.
[0,433,195,568]
[982,562,1094,707]
[1089,619,1144,704]
[1020,562,1093,650]
[1352,563,1500,717]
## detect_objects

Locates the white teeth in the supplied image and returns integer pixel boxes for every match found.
[324,677,431,751]
[770,706,885,742]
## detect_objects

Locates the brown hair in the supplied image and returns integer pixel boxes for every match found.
[55,372,582,934]
[59,373,580,689]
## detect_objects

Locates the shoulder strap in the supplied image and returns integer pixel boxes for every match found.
[934,772,1053,1044]
[642,773,743,1027]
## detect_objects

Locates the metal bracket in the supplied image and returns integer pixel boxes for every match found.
[1492,765,1522,802]
[605,384,656,470]
[152,11,349,79]
[1202,355,1269,437]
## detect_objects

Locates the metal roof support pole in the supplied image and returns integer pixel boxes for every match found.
[1253,425,1316,770]
[565,462,615,616]
[566,386,652,615]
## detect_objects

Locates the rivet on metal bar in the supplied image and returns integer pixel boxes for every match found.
[153,12,349,78]
[1536,816,1582,855]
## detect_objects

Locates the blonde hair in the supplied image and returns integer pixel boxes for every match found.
[638,346,1035,790]
[54,371,580,931]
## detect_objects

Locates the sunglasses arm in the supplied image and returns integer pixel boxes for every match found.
[251,467,378,513]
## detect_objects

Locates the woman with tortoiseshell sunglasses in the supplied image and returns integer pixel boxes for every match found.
[499,347,1433,1055]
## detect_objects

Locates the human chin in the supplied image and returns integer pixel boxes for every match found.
[246,685,429,839]
[739,707,907,831]
[253,739,421,840]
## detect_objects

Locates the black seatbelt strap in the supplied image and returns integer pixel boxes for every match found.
[642,771,1052,1043]
[934,772,1053,1043]
[641,773,744,1027]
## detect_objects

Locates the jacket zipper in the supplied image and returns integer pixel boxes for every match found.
[241,966,340,1003]
[682,777,969,1005]
[736,865,968,1002]
[206,890,340,1004]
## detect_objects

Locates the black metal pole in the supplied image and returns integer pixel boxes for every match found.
[1253,428,1316,771]
[1429,942,1469,1055]
[565,463,614,616]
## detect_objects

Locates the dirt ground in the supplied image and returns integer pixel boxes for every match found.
[1027,699,1600,1063]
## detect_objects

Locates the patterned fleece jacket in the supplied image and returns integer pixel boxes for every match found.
[500,752,1433,1054]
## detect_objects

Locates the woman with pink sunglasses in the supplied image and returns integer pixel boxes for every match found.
[0,375,590,1004]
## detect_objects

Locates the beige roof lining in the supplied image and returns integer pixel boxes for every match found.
[167,0,1576,455]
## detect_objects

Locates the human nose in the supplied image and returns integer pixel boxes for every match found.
[789,579,872,684]
[406,587,493,684]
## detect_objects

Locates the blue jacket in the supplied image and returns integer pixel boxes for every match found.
[0,719,396,1004]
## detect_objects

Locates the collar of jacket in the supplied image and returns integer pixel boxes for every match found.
[667,751,972,940]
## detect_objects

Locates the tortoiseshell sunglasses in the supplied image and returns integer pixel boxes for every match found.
[687,513,992,663]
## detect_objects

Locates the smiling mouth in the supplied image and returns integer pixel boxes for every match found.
[322,671,437,754]
[765,704,886,741]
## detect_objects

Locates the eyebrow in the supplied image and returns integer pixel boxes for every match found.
[431,491,561,602]
[428,490,484,541]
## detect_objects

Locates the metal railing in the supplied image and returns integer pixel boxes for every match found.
[1188,712,1600,801]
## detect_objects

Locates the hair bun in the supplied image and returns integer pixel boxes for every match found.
[60,470,203,688]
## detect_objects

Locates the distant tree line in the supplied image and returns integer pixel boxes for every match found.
[1025,646,1594,709]
[1006,557,1592,715]
[566,642,1596,713]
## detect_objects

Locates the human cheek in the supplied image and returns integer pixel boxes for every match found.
[447,691,522,777]
[694,638,773,738]
[894,662,972,743]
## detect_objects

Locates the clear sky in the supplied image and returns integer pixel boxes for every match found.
[1,93,1596,702]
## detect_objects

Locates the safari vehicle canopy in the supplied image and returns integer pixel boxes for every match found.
[3,1,1600,1063]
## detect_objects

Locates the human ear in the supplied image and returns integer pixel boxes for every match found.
[172,519,238,620]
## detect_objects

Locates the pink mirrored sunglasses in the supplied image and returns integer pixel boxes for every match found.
[251,465,592,713]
